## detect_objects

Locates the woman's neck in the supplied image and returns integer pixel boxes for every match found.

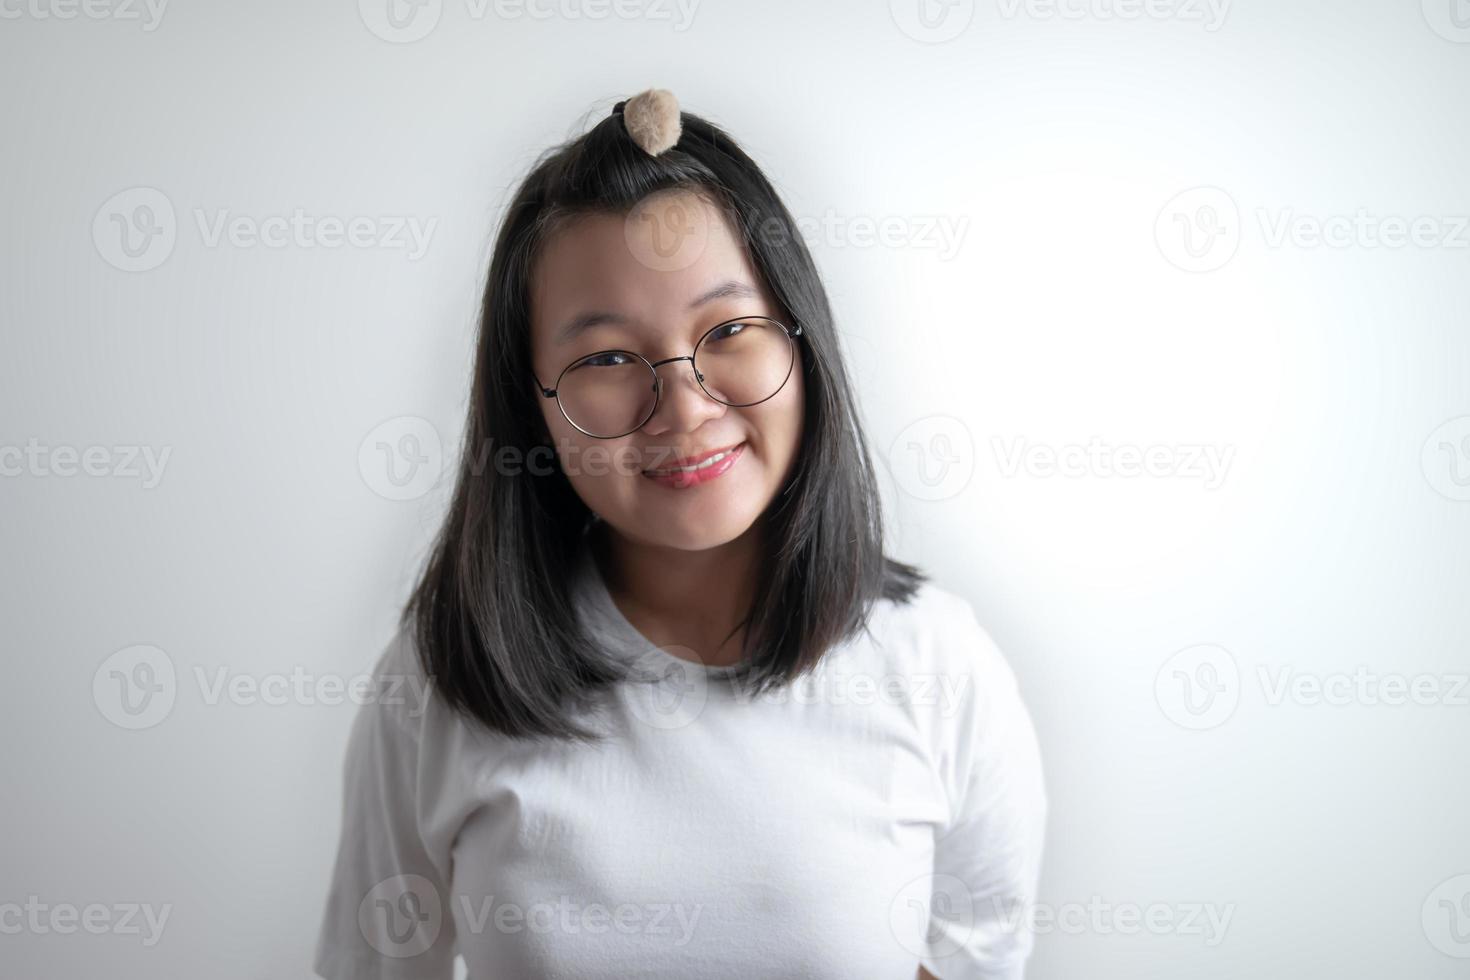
[589,519,765,668]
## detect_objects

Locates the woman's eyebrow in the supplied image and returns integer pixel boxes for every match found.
[688,279,759,309]
[556,310,627,344]
[555,280,760,343]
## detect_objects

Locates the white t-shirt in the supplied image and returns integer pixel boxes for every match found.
[314,540,1048,980]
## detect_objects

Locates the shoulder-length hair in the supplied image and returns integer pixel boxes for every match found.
[403,99,926,742]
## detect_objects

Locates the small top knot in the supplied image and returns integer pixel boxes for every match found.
[615,88,681,157]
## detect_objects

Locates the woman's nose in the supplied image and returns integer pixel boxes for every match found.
[646,358,723,430]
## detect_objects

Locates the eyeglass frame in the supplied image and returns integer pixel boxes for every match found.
[534,314,805,440]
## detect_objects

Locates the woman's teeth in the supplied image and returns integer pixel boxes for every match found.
[648,446,739,476]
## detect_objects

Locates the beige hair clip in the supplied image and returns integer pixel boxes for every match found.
[612,88,682,157]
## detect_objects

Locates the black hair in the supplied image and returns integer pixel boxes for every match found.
[402,97,926,742]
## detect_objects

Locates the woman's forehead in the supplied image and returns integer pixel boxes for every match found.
[531,195,769,341]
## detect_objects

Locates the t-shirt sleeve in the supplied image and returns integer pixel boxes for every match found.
[922,602,1049,980]
[313,636,457,980]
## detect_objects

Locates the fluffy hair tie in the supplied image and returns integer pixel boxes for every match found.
[612,88,682,157]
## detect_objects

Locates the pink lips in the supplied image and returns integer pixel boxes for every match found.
[642,442,746,489]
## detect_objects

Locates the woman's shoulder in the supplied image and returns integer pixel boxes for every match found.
[369,620,422,677]
[354,621,438,737]
[862,577,1018,687]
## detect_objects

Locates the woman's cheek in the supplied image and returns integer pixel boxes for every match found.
[556,438,637,508]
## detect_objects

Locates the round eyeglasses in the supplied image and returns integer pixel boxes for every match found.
[535,315,804,439]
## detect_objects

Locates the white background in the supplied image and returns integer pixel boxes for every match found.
[2,0,1468,977]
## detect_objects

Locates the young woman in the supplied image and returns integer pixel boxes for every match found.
[314,89,1048,980]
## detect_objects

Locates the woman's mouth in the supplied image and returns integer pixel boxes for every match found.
[642,442,746,489]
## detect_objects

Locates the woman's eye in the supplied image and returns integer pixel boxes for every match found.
[709,321,747,342]
[583,352,632,368]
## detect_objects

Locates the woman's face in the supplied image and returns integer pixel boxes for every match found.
[529,189,805,552]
